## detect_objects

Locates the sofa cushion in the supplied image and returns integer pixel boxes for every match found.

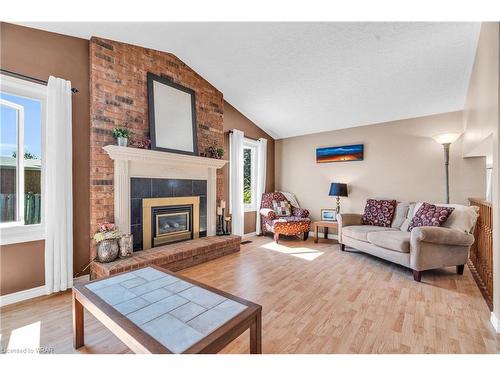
[342,225,398,242]
[407,203,417,219]
[367,231,411,253]
[272,200,292,217]
[408,202,454,231]
[413,202,478,233]
[361,199,397,227]
[391,202,410,228]
[399,218,411,232]
[292,207,309,218]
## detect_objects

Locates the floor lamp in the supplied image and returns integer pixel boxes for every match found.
[432,133,461,204]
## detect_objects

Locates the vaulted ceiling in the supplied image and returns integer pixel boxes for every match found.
[20,22,481,139]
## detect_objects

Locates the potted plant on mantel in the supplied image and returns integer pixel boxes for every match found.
[112,128,131,147]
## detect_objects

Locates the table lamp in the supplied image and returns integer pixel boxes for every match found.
[329,182,348,214]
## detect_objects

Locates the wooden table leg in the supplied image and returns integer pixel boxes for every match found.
[73,291,85,349]
[324,226,329,239]
[314,223,318,243]
[250,312,262,354]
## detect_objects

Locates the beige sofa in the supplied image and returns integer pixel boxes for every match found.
[337,202,478,281]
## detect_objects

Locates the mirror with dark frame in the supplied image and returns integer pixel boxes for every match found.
[147,72,198,155]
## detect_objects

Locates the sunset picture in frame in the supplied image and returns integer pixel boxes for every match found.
[316,144,364,163]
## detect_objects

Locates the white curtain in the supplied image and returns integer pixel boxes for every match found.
[255,138,267,234]
[229,129,244,236]
[45,76,73,294]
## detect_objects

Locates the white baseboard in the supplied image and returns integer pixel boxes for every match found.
[308,231,338,240]
[0,285,46,308]
[491,312,500,333]
[0,274,91,307]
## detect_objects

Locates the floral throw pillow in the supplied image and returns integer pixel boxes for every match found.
[361,199,397,227]
[407,202,454,232]
[272,200,292,217]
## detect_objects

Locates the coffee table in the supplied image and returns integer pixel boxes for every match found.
[72,265,262,354]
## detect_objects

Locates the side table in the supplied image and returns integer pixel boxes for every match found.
[314,221,339,243]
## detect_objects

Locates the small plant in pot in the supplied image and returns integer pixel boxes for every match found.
[113,128,131,147]
[216,147,224,159]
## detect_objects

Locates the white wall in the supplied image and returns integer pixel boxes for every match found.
[462,22,500,327]
[276,111,485,222]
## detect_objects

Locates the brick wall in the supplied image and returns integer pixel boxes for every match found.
[90,37,224,259]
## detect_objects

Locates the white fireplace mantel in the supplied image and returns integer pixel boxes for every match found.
[103,145,227,237]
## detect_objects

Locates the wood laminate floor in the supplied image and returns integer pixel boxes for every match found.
[1,235,499,354]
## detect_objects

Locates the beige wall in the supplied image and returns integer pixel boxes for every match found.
[276,111,485,223]
[463,22,500,323]
[463,23,499,158]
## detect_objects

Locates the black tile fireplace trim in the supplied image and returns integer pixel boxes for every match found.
[130,177,207,251]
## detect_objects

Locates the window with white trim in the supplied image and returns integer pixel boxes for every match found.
[0,74,46,244]
[243,138,257,212]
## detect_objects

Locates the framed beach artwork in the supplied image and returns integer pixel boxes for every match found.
[316,144,364,163]
[321,209,337,222]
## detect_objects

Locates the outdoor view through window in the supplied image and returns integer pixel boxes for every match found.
[243,147,252,205]
[0,92,42,225]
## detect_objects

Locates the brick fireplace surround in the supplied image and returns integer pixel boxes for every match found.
[88,37,242,278]
[90,37,227,261]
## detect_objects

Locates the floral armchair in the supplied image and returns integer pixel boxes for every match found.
[260,192,311,243]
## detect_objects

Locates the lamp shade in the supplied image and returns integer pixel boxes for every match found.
[329,182,348,197]
[432,133,461,145]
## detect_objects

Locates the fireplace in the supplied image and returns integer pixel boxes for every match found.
[142,196,200,250]
[103,145,227,254]
[130,177,207,250]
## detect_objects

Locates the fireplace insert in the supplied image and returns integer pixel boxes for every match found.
[153,205,192,246]
[142,196,200,250]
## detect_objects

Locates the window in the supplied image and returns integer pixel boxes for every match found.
[0,74,46,245]
[243,139,257,212]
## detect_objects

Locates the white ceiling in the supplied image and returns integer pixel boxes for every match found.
[20,22,481,139]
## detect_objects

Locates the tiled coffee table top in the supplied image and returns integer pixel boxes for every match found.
[86,267,247,353]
